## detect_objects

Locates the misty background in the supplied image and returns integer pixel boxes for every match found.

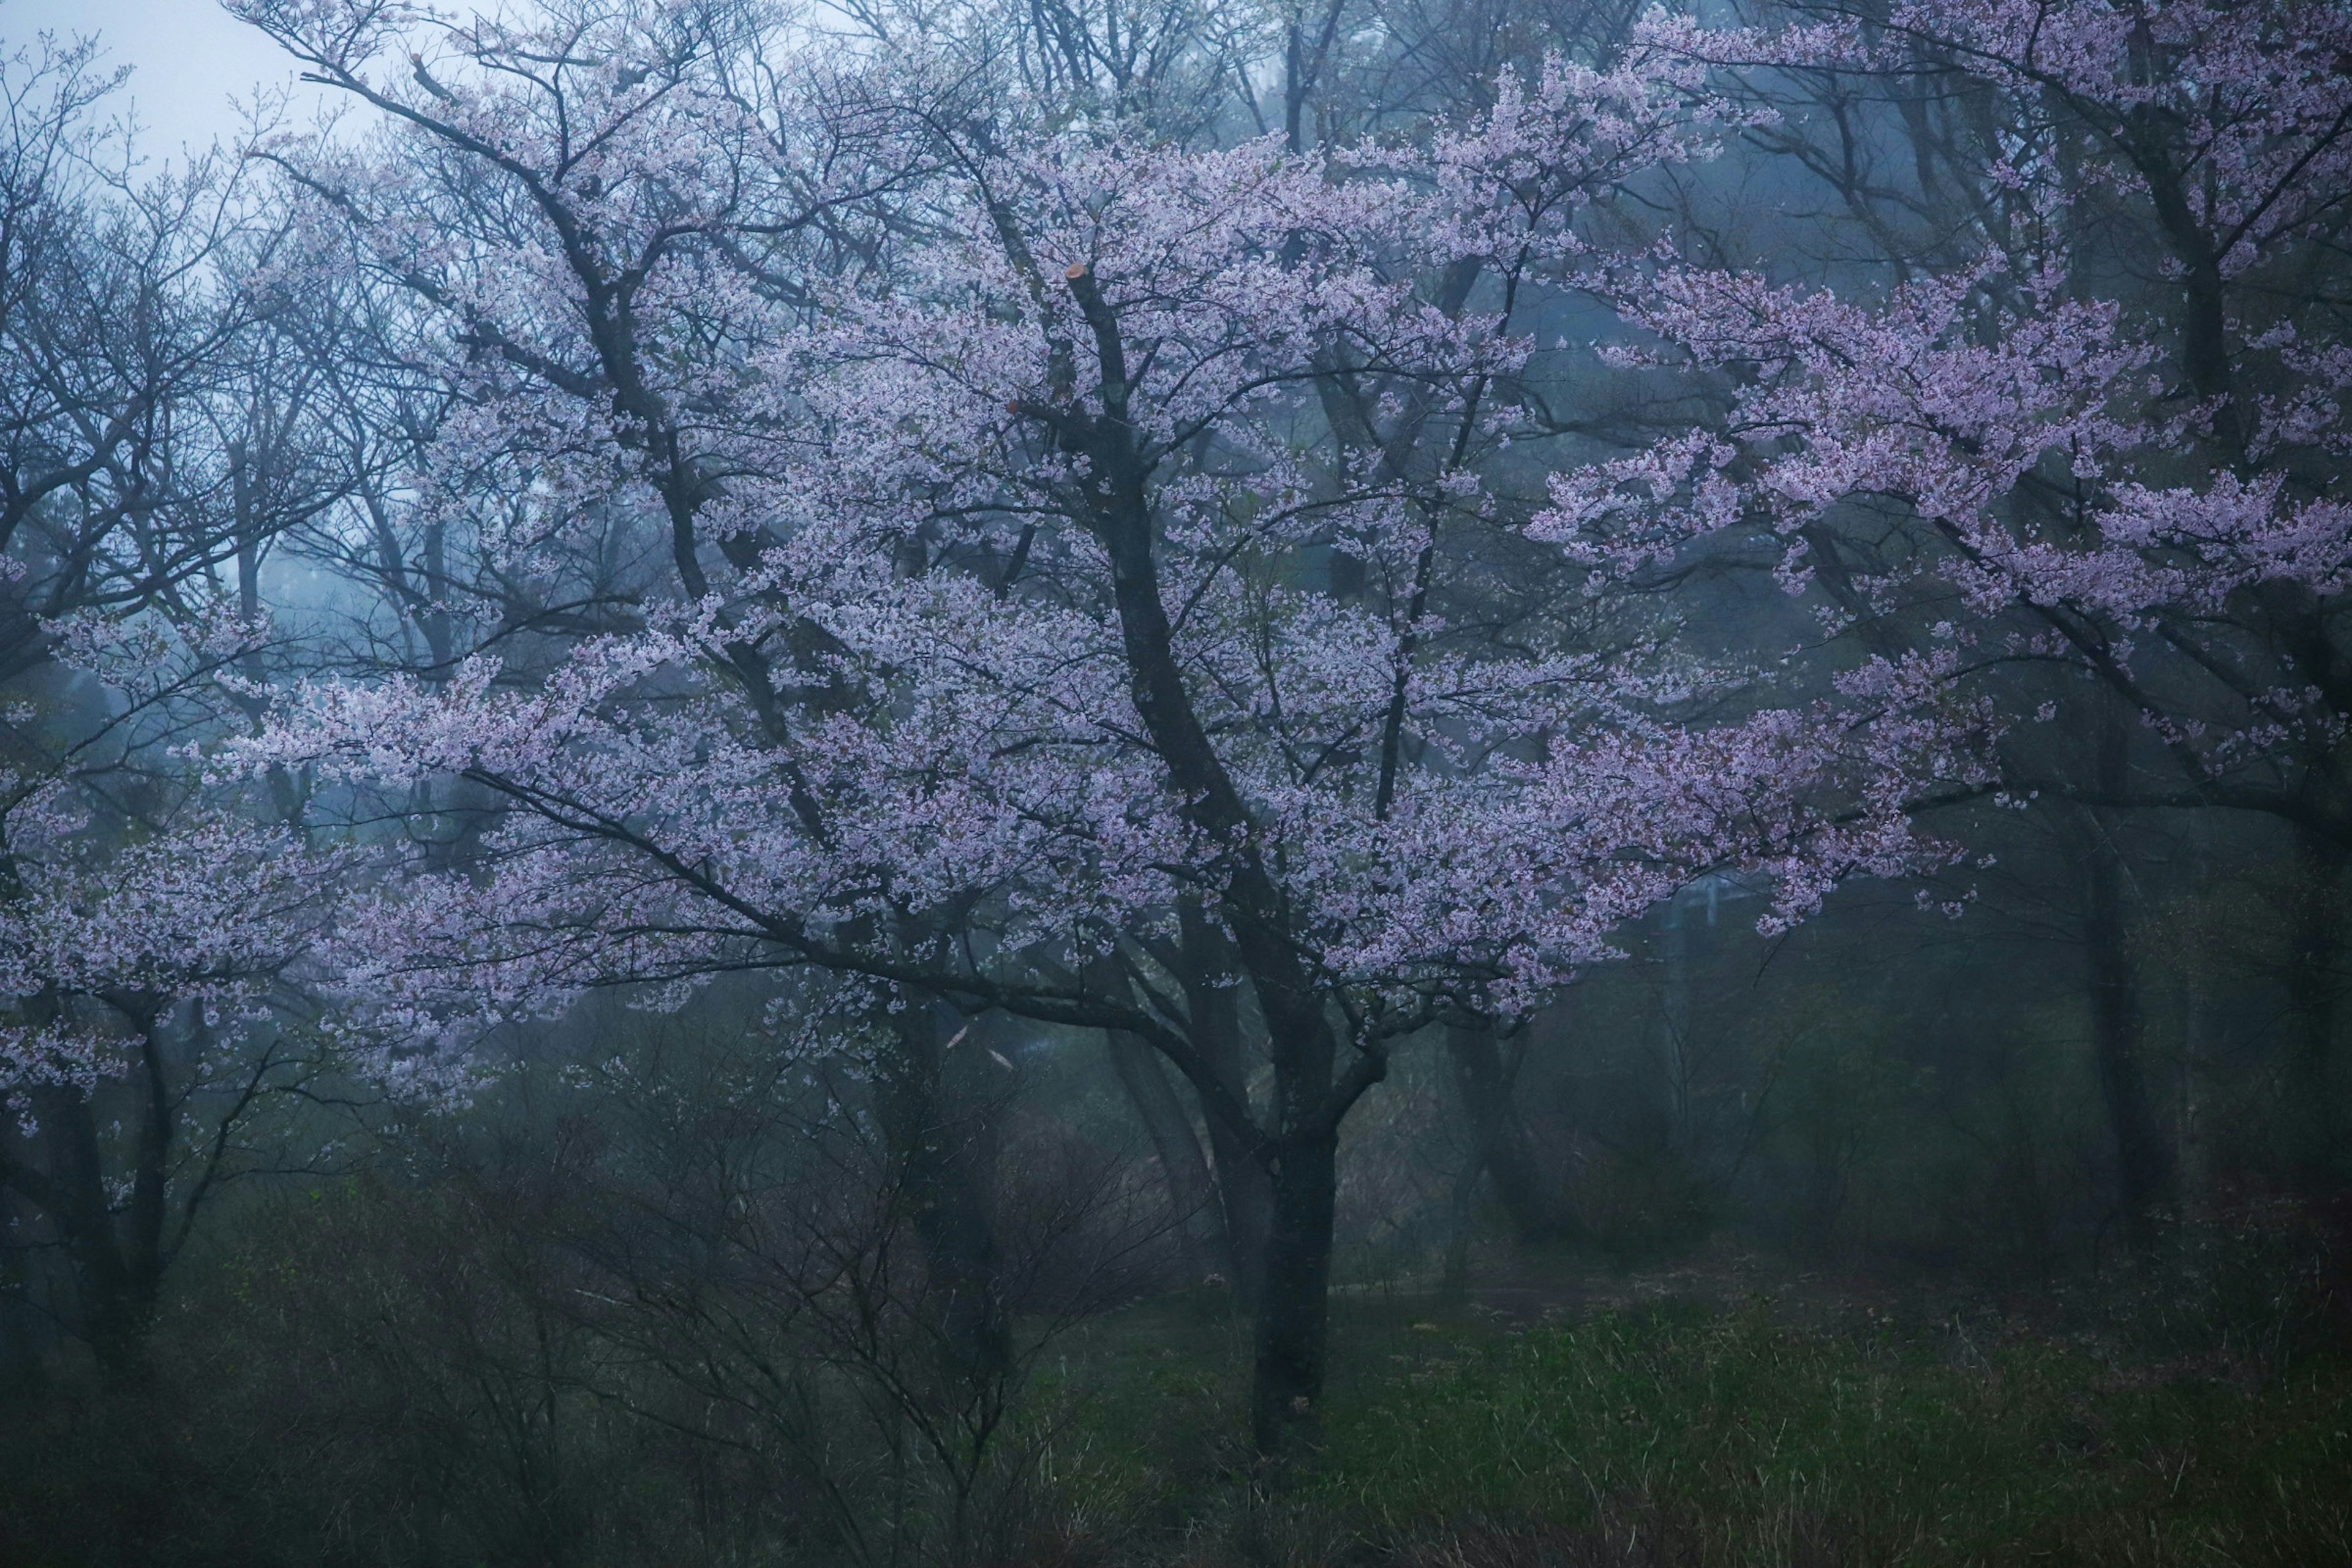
[0,1,2345,1566]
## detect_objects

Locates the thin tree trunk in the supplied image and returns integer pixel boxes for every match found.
[233,446,304,824]
[2083,721,2175,1251]
[1105,1027,1227,1283]
[1281,1,1349,155]
[2284,829,2346,1193]
[36,1089,157,1388]
[1443,1023,1568,1245]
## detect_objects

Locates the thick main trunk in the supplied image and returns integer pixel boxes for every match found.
[1177,903,1270,1305]
[1208,1125,1273,1308]
[1444,1025,1568,1245]
[1238,958,1353,1457]
[1250,1131,1336,1454]
[1066,275,1375,1452]
[875,1000,1009,1381]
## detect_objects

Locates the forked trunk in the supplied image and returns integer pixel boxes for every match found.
[1444,1023,1569,1245]
[1177,902,1270,1305]
[1106,1028,1227,1283]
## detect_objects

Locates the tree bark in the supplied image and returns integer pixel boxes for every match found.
[1443,1023,1569,1245]
[1177,902,1270,1305]
[1104,1026,1227,1283]
[873,999,1009,1381]
[2083,720,2176,1251]
[32,1088,161,1388]
[1251,1129,1337,1453]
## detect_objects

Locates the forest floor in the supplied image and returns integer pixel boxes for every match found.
[1030,1240,2352,1567]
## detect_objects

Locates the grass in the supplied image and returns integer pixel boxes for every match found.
[5,1238,2341,1567]
[1026,1267,2352,1567]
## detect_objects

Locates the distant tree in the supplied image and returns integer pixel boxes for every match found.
[0,31,355,1382]
[1557,0,2352,1206]
[0,788,346,1383]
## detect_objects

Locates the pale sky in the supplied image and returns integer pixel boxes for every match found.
[2,0,335,164]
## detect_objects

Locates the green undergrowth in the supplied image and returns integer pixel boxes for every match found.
[1028,1287,2352,1567]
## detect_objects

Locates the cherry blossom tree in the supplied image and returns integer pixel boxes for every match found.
[0,29,360,1381]
[1552,0,2352,1204]
[228,0,1997,1448]
[0,791,347,1382]
[1,600,354,1385]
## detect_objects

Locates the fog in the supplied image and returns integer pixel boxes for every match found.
[1,1,2346,1564]
[2,0,317,161]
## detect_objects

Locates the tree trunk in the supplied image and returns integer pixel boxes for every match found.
[0,1199,43,1392]
[1250,1130,1336,1454]
[1232,960,1355,1457]
[2082,854,2173,1250]
[35,1089,160,1389]
[1177,902,1270,1304]
[874,999,1009,1381]
[1105,1027,1227,1283]
[2083,724,2175,1251]
[1443,1024,1568,1245]
[1205,1118,1273,1308]
[2284,830,2346,1193]
[1066,276,1379,1453]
